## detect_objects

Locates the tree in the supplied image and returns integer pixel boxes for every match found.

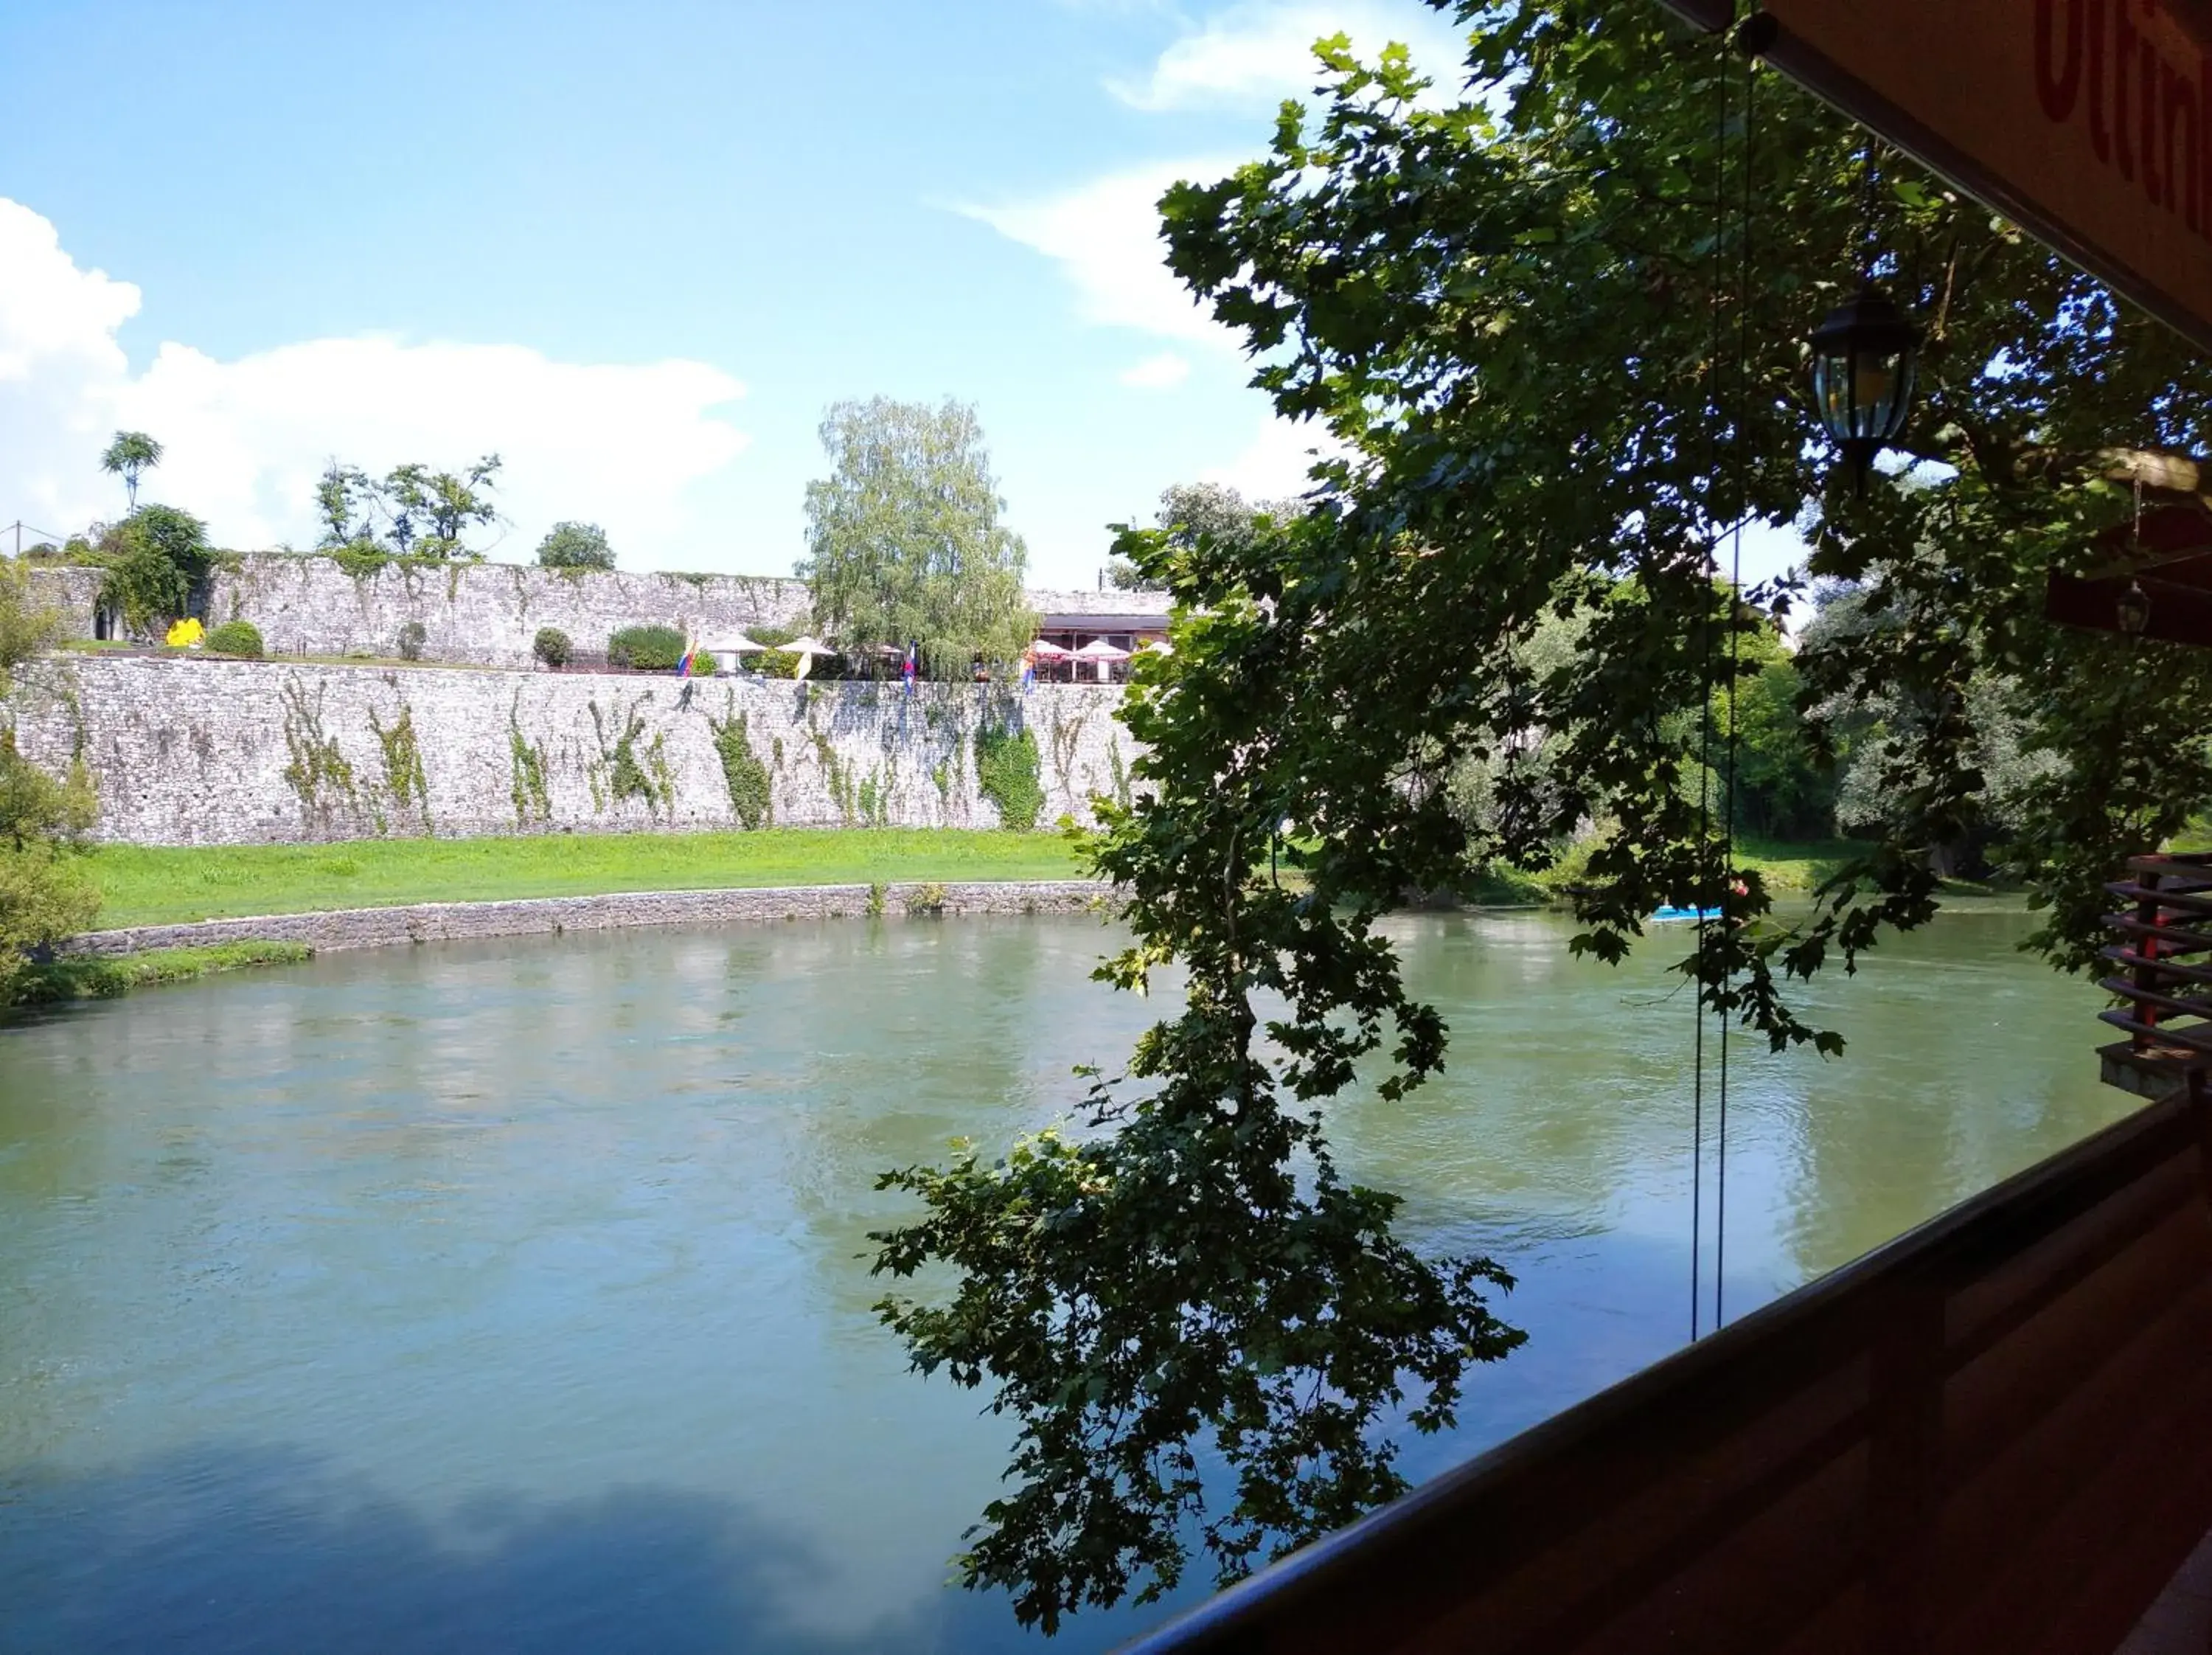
[536,521,616,572]
[1804,585,2060,873]
[96,505,214,635]
[314,461,376,548]
[1109,483,1302,589]
[380,455,503,560]
[99,431,163,511]
[798,398,1034,676]
[869,0,2212,1629]
[0,560,98,998]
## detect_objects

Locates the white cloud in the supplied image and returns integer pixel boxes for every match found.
[1119,350,1191,389]
[1204,413,1349,502]
[0,198,749,562]
[962,159,1247,350]
[1108,0,1470,113]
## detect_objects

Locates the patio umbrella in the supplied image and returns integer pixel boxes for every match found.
[700,633,766,667]
[1026,639,1073,660]
[782,634,838,681]
[1074,637,1131,681]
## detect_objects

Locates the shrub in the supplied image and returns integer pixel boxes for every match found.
[533,627,572,669]
[975,724,1044,831]
[689,651,718,676]
[748,625,799,679]
[606,623,686,670]
[205,620,264,657]
[397,620,428,662]
[536,521,616,571]
[333,539,392,580]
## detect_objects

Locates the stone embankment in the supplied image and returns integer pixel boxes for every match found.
[10,656,1141,844]
[63,880,1117,957]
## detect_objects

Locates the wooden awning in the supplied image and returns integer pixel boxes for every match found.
[2045,502,2212,645]
[1661,0,2212,353]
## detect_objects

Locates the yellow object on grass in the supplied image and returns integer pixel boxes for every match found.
[165,617,204,648]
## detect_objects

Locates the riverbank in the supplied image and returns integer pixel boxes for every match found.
[1467,836,2010,906]
[87,828,1088,929]
[61,880,1113,960]
[7,941,313,1007]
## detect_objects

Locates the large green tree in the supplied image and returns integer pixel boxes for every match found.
[536,521,616,572]
[96,505,215,635]
[799,398,1034,676]
[381,456,504,561]
[869,0,2212,1631]
[0,559,98,998]
[1107,482,1302,591]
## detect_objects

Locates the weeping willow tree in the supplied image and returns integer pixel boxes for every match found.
[797,397,1037,677]
[871,0,2212,1631]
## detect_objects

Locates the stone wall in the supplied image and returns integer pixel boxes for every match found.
[29,555,811,667]
[60,881,1116,957]
[8,655,1141,845]
[24,565,106,628]
[22,554,1171,670]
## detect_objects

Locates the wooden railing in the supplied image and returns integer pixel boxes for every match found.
[2100,851,2212,1097]
[1121,1082,2212,1654]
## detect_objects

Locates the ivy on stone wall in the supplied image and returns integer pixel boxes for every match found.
[279,676,358,828]
[1046,704,1089,819]
[369,701,430,829]
[508,697,551,826]
[857,766,895,828]
[588,695,672,819]
[811,729,857,826]
[1107,738,1133,811]
[707,701,773,830]
[975,721,1043,832]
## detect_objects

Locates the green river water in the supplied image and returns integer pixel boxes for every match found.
[0,906,2132,1652]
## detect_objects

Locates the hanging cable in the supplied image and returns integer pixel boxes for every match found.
[1688,9,1736,1347]
[1714,18,1759,1334]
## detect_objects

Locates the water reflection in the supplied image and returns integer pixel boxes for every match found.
[0,906,2129,1651]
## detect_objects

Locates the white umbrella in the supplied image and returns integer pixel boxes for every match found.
[1027,639,1073,660]
[1138,637,1172,656]
[1074,637,1131,681]
[703,632,766,657]
[781,634,837,681]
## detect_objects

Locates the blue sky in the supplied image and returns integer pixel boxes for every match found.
[0,0,1486,587]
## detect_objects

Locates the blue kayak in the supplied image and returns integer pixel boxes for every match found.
[1650,904,1722,923]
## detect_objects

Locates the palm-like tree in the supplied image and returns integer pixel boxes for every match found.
[99,431,164,510]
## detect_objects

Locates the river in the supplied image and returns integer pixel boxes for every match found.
[0,906,2130,1652]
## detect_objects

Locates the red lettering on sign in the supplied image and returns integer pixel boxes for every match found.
[2039,0,2087,117]
[2119,0,2140,176]
[2092,0,2114,160]
[2165,59,2197,226]
[2146,35,2167,201]
[2201,51,2211,236]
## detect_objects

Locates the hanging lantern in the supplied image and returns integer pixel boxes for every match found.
[2117,580,2153,637]
[1808,286,1921,490]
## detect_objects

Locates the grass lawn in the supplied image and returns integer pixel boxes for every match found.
[87,828,1091,929]
[1467,836,2001,907]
